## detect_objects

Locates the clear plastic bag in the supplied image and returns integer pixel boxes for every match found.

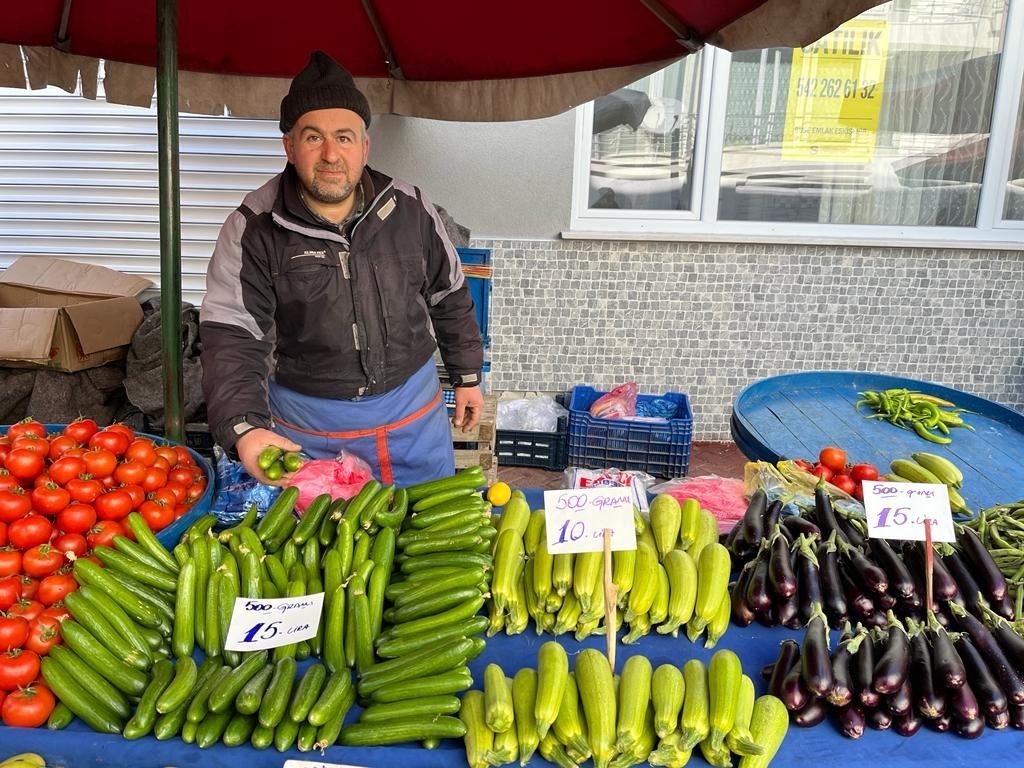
[285,448,375,513]
[589,381,638,419]
[496,396,568,432]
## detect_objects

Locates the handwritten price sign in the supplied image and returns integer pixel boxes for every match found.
[862,480,955,542]
[224,593,324,651]
[543,487,637,555]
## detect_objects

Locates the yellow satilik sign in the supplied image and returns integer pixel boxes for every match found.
[782,19,889,163]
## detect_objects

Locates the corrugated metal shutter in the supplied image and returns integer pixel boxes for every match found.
[0,83,284,305]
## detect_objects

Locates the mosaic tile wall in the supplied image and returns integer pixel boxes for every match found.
[479,239,1024,441]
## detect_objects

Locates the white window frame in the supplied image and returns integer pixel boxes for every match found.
[568,0,1024,248]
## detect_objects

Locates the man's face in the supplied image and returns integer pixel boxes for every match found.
[283,108,370,211]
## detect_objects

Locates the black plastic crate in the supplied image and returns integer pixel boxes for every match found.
[496,415,568,471]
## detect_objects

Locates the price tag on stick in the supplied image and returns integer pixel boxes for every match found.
[224,593,324,651]
[543,488,637,555]
[862,480,955,542]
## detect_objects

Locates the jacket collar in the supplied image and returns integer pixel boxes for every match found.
[274,164,392,242]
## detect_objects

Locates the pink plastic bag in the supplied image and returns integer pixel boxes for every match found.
[652,475,748,533]
[285,450,374,513]
[589,381,638,419]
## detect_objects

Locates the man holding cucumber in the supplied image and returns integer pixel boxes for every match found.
[200,51,485,487]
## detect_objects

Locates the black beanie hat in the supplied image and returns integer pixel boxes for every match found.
[279,51,371,133]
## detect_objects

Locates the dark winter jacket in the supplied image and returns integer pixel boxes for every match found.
[199,164,482,450]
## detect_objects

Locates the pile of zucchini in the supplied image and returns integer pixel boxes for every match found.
[460,641,788,768]
[489,493,732,647]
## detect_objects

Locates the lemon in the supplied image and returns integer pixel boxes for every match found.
[487,481,512,507]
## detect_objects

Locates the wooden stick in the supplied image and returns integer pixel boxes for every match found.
[924,519,933,614]
[603,528,617,670]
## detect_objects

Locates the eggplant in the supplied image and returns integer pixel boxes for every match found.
[838,703,865,739]
[908,623,945,719]
[955,715,986,739]
[894,711,922,737]
[954,635,1009,717]
[940,549,984,616]
[730,560,757,627]
[794,537,823,628]
[816,535,848,628]
[834,511,866,549]
[904,541,959,602]
[760,662,775,681]
[840,542,888,596]
[865,707,892,730]
[872,614,910,695]
[768,529,797,599]
[1009,702,1024,730]
[782,664,812,712]
[959,526,1009,602]
[776,589,802,630]
[767,639,801,701]
[929,712,953,733]
[898,591,924,623]
[868,538,915,600]
[745,545,774,614]
[948,679,979,722]
[885,677,913,718]
[792,696,829,728]
[801,610,834,698]
[927,621,966,689]
[733,488,767,557]
[950,601,1024,705]
[782,514,821,541]
[839,567,875,621]
[865,610,889,630]
[982,603,1024,675]
[987,707,1011,730]
[852,629,880,708]
[876,591,897,610]
[813,483,846,543]
[763,499,782,540]
[755,602,779,628]
[827,635,855,707]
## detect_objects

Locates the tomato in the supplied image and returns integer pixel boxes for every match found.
[63,418,99,444]
[41,604,69,623]
[155,446,180,467]
[0,521,6,547]
[4,449,45,482]
[8,514,53,550]
[149,487,179,508]
[151,457,172,474]
[0,442,8,467]
[186,479,207,504]
[849,463,880,483]
[830,473,858,496]
[0,549,19,578]
[36,573,76,606]
[0,648,40,691]
[11,435,49,456]
[65,476,103,504]
[81,449,117,479]
[56,503,96,535]
[120,483,146,510]
[94,490,133,521]
[6,419,46,441]
[51,532,87,558]
[811,464,834,482]
[106,424,135,440]
[0,471,19,493]
[0,616,28,651]
[138,499,174,532]
[1,681,55,726]
[18,577,38,601]
[48,456,85,487]
[818,446,848,473]
[87,520,125,550]
[124,438,157,467]
[21,545,63,578]
[47,434,79,462]
[141,466,168,493]
[0,490,31,523]
[24,615,61,656]
[9,598,43,622]
[88,429,130,457]
[0,576,23,611]
[852,485,864,502]
[113,460,147,486]
[160,481,188,505]
[174,446,193,466]
[30,484,70,517]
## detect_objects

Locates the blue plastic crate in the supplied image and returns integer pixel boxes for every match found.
[457,247,491,349]
[567,386,693,478]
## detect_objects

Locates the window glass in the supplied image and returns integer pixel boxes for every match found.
[1005,85,1024,220]
[586,52,703,211]
[719,0,1008,226]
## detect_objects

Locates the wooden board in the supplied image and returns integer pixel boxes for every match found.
[732,371,1024,513]
[452,394,497,484]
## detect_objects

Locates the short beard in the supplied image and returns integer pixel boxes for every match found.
[307,173,356,205]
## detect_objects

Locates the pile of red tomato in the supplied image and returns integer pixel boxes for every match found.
[794,445,880,501]
[0,417,207,727]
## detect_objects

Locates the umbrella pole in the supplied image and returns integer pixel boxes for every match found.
[156,0,184,443]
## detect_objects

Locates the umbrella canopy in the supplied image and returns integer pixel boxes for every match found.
[0,0,885,121]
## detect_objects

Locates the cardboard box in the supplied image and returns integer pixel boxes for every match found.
[0,257,153,372]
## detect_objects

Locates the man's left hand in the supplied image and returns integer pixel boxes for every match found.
[452,385,485,432]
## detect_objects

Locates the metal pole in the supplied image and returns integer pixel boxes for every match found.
[156,0,184,442]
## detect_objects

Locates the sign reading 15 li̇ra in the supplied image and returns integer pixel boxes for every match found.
[782,18,890,163]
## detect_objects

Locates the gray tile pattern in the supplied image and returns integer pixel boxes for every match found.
[479,239,1024,441]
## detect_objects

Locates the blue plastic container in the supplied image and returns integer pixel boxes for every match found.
[566,386,694,478]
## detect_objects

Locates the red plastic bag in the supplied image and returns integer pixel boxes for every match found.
[590,381,639,419]
[651,475,747,533]
[285,450,374,513]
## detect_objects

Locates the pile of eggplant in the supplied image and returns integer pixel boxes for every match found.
[726,485,1015,632]
[732,483,1024,738]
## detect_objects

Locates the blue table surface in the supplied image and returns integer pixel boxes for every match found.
[4,489,1024,766]
[732,371,1024,513]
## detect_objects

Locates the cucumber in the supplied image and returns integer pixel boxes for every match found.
[393,569,488,607]
[151,657,220,739]
[251,723,276,750]
[112,534,177,575]
[77,584,152,660]
[264,553,290,595]
[408,496,487,529]
[359,694,462,723]
[93,545,179,592]
[399,551,493,574]
[173,558,197,658]
[156,655,199,714]
[411,486,477,512]
[274,716,301,752]
[375,616,489,659]
[308,669,356,727]
[387,586,483,624]
[282,450,305,473]
[122,659,175,739]
[406,466,485,502]
[258,656,297,728]
[59,620,149,696]
[357,637,477,695]
[258,445,284,471]
[223,712,258,746]
[375,486,409,529]
[72,558,163,629]
[334,514,356,578]
[238,546,263,599]
[195,708,234,748]
[126,511,181,573]
[40,655,123,734]
[204,570,223,658]
[289,662,328,723]
[292,493,332,546]
[63,590,150,671]
[297,720,319,752]
[46,701,74,730]
[184,513,217,543]
[187,665,232,723]
[235,662,275,715]
[46,644,130,720]
[367,666,473,703]
[256,486,300,543]
[359,484,394,529]
[340,715,467,745]
[344,480,383,529]
[318,497,348,547]
[385,596,487,639]
[207,650,270,713]
[180,719,199,744]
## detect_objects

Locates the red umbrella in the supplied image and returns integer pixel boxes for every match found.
[1,0,884,121]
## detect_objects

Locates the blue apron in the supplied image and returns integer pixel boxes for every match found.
[268,360,455,486]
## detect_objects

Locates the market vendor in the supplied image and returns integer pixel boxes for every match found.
[199,50,484,486]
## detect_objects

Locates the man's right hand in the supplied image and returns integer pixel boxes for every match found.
[236,428,302,485]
